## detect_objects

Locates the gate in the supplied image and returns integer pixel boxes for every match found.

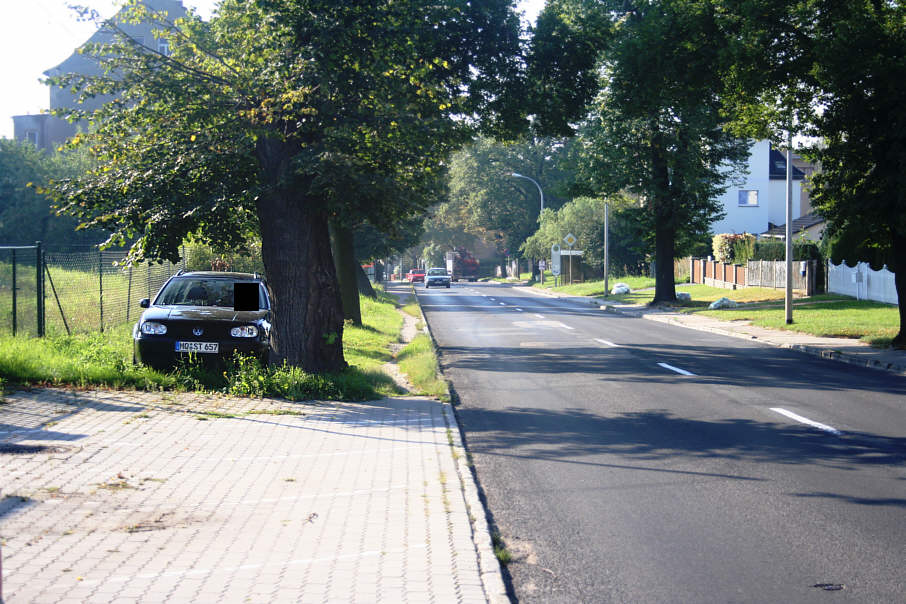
[0,244,45,337]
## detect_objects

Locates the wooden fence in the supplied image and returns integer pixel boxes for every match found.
[691,258,818,295]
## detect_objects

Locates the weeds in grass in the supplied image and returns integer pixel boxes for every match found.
[247,409,305,416]
[491,532,512,565]
[397,335,448,399]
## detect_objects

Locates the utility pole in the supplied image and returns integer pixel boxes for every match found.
[785,127,794,324]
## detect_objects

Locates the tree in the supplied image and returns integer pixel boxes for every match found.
[719,0,906,346]
[429,136,575,263]
[529,0,749,302]
[521,194,649,275]
[49,0,522,370]
[803,0,906,347]
[0,140,100,247]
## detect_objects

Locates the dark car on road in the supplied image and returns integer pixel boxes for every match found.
[424,267,451,288]
[133,271,272,370]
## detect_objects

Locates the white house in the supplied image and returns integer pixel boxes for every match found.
[710,140,815,237]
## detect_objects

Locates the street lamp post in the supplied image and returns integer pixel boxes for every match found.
[511,172,544,212]
[511,172,545,280]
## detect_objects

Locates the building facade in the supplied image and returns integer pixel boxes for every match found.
[709,140,812,237]
[12,0,186,153]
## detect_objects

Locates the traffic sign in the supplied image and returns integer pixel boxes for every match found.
[551,243,561,276]
[563,233,577,247]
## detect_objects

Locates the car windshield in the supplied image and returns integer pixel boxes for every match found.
[427,269,447,276]
[412,270,425,274]
[156,279,267,309]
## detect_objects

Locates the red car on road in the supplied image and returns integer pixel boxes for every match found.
[406,269,426,283]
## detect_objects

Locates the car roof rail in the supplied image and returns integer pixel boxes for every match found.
[176,268,186,276]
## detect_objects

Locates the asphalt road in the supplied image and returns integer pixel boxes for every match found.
[416,281,906,603]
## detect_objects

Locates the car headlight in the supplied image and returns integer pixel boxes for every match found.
[140,321,167,335]
[230,325,259,338]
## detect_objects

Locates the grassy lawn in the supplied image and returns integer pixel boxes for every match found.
[694,298,900,347]
[0,289,403,400]
[532,275,658,296]
[586,282,899,348]
[608,284,791,306]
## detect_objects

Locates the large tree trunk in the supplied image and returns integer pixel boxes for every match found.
[328,220,363,325]
[892,231,906,349]
[651,135,677,303]
[256,137,346,372]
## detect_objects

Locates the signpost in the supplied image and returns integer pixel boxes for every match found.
[564,233,577,284]
[551,244,561,286]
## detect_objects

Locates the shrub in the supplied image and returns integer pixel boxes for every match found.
[712,233,755,263]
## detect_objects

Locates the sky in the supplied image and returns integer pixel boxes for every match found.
[0,0,546,140]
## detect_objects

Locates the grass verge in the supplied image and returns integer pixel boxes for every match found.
[693,298,900,347]
[532,275,662,296]
[397,334,448,400]
[0,291,403,400]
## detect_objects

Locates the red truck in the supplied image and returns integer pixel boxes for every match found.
[445,248,479,282]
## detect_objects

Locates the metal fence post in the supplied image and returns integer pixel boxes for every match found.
[36,242,44,337]
[11,249,17,336]
[98,250,104,333]
[126,266,133,323]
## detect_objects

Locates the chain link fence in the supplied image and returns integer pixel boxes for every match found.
[44,250,185,335]
[1,244,186,337]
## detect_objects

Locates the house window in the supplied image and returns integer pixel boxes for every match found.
[738,190,758,207]
[25,131,39,147]
[157,38,170,55]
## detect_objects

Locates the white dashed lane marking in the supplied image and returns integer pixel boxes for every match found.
[771,407,843,436]
[657,362,696,376]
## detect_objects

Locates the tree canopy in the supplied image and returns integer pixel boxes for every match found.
[529,0,749,302]
[0,140,99,248]
[425,136,575,262]
[720,0,906,346]
[48,0,523,369]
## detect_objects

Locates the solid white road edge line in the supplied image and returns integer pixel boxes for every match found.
[770,407,843,436]
[595,338,620,347]
[657,362,696,376]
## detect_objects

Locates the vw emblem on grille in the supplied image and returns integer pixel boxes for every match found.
[192,327,204,337]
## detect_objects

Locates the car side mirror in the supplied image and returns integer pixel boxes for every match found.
[139,298,150,308]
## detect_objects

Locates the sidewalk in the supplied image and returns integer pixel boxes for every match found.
[524,285,906,377]
[0,293,507,603]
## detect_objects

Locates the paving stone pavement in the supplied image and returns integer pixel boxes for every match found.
[0,388,507,603]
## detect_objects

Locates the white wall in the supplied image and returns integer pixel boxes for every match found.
[710,140,802,235]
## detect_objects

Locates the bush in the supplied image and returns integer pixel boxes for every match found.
[752,240,820,261]
[712,233,755,263]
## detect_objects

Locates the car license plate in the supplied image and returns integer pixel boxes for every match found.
[175,341,219,353]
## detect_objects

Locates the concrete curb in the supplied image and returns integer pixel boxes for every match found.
[406,285,510,604]
[441,403,510,604]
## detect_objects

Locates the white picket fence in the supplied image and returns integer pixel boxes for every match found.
[827,260,898,304]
